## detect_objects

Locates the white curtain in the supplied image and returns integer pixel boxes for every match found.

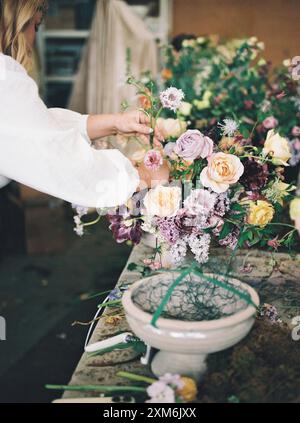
[69,0,158,154]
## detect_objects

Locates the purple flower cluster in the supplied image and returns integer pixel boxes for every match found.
[107,213,142,245]
[155,216,180,245]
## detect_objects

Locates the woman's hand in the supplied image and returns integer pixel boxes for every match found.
[113,110,153,136]
[87,110,164,141]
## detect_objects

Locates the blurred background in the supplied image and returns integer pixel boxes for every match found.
[0,0,299,403]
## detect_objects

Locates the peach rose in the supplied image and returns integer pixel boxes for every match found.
[143,185,181,217]
[200,152,244,193]
[156,118,187,139]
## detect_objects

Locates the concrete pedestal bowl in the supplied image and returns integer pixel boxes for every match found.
[122,272,259,381]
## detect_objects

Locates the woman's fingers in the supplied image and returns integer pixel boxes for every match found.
[132,123,153,136]
[138,110,150,125]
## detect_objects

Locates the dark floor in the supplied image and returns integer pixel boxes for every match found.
[0,217,131,403]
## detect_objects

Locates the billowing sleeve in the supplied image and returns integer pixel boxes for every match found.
[0,70,139,208]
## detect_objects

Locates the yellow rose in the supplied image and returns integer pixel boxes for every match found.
[263,130,292,166]
[156,118,187,139]
[200,152,244,193]
[143,185,182,217]
[247,200,274,226]
[176,377,198,402]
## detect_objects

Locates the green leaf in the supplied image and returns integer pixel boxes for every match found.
[219,221,233,240]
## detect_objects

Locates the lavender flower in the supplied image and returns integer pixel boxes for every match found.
[72,204,89,218]
[213,192,230,217]
[146,381,175,403]
[188,233,211,264]
[74,224,84,237]
[160,87,185,112]
[170,238,187,265]
[155,216,180,245]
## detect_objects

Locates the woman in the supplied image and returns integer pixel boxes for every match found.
[0,0,161,209]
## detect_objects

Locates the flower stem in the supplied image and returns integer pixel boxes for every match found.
[82,215,101,228]
[117,371,156,384]
[97,299,122,308]
[45,384,147,393]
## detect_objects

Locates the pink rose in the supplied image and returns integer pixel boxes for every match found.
[291,126,300,137]
[174,130,214,161]
[200,152,244,193]
[262,116,278,129]
[144,150,163,171]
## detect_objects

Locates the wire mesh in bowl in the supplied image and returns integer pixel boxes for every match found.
[132,272,251,321]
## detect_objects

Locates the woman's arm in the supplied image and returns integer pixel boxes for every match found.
[87,110,153,140]
[0,69,142,208]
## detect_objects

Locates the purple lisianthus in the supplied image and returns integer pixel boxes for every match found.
[107,213,142,245]
[174,130,214,161]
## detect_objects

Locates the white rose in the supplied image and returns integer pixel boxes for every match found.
[156,118,187,139]
[143,185,182,217]
[263,130,292,166]
[179,101,192,116]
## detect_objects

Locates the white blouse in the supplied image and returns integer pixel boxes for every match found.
[0,53,139,208]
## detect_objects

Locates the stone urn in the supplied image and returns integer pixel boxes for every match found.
[122,272,259,381]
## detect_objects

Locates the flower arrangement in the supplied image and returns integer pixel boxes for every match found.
[73,76,299,268]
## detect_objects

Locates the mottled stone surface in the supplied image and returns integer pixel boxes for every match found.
[64,243,300,400]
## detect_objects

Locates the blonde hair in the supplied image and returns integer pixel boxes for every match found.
[0,0,45,70]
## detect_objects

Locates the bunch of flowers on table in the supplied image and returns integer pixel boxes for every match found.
[73,77,299,267]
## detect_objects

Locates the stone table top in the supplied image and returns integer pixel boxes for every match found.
[62,242,300,402]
